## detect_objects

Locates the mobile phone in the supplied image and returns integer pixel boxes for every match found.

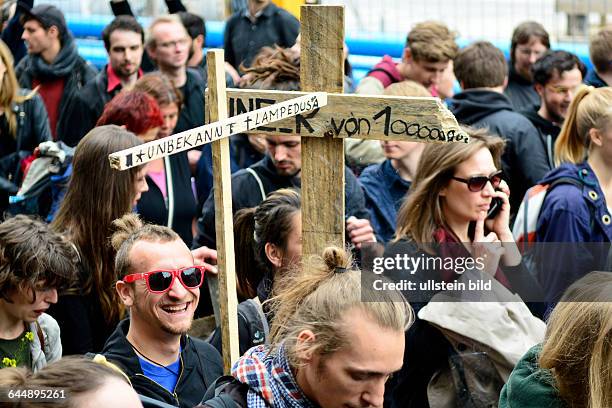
[487,196,503,219]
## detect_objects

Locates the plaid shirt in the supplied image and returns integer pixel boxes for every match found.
[232,344,315,408]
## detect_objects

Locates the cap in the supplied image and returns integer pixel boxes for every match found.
[22,4,67,37]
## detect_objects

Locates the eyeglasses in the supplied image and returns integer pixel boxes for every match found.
[157,38,190,49]
[452,170,503,192]
[122,266,205,294]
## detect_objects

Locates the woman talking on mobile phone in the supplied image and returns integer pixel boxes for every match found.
[382,127,544,408]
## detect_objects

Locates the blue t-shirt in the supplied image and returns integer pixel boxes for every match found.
[138,354,181,393]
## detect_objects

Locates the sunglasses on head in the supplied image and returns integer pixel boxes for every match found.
[452,170,503,192]
[122,266,205,294]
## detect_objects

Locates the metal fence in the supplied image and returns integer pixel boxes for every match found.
[6,0,611,43]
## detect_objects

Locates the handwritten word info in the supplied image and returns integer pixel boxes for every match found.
[221,89,468,143]
[109,92,327,170]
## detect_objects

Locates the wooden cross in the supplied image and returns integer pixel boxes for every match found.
[109,5,466,373]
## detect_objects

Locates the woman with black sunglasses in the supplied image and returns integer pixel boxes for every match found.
[382,127,544,408]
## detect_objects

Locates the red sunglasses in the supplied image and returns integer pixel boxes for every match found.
[122,266,205,294]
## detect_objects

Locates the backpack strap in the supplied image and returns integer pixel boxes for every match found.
[515,176,586,247]
[237,298,269,349]
[35,320,45,352]
[366,67,397,85]
[245,168,266,201]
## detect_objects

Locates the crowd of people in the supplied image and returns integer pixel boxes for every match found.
[0,0,611,407]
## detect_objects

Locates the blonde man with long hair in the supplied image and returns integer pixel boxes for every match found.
[0,39,51,211]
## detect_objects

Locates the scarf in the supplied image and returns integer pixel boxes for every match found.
[232,344,315,408]
[26,33,80,80]
[433,226,510,288]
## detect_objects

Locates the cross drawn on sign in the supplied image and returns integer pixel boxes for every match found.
[108,5,467,374]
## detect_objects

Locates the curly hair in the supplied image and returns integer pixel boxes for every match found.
[0,215,78,303]
[240,46,300,91]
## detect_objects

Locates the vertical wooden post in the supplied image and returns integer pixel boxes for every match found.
[207,49,239,373]
[300,6,345,258]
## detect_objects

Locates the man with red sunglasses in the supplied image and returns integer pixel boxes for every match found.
[102,214,222,408]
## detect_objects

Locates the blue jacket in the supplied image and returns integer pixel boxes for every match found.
[536,162,612,301]
[359,159,411,243]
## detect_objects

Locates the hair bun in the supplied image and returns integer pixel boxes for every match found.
[110,213,144,251]
[322,246,350,273]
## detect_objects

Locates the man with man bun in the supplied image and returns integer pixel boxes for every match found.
[102,214,222,408]
[198,246,412,408]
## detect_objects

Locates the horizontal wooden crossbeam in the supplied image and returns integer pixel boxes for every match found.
[217,89,468,143]
[108,92,328,170]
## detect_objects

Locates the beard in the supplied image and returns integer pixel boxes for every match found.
[131,291,195,336]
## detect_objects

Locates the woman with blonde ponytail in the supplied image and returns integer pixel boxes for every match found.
[199,246,413,408]
[536,86,612,302]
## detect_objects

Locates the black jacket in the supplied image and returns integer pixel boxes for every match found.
[175,68,206,135]
[521,108,561,170]
[72,65,125,142]
[15,37,97,147]
[0,90,51,209]
[503,64,540,112]
[137,152,197,246]
[449,90,549,213]
[223,2,300,70]
[102,319,223,408]
[0,90,51,163]
[193,154,371,249]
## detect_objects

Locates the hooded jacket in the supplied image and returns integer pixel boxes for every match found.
[521,108,560,170]
[15,32,97,147]
[535,162,612,302]
[193,154,371,249]
[499,345,566,408]
[102,319,223,408]
[503,64,540,111]
[449,89,549,213]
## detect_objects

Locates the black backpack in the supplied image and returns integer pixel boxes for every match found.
[198,375,249,408]
[209,298,269,357]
